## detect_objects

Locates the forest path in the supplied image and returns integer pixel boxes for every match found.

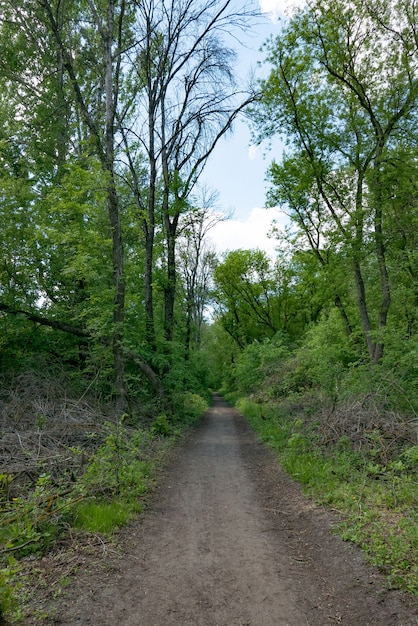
[42,394,416,625]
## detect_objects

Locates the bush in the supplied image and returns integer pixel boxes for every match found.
[79,421,152,498]
[0,562,22,624]
[234,335,290,396]
[151,413,173,437]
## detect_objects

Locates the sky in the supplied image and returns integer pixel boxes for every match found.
[203,0,304,257]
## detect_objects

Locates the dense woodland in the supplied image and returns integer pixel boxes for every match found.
[0,0,256,413]
[1,0,418,619]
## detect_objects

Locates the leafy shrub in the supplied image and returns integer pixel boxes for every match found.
[0,562,22,624]
[234,335,290,396]
[296,309,360,399]
[151,414,173,437]
[80,421,152,498]
[181,392,208,418]
[0,473,74,560]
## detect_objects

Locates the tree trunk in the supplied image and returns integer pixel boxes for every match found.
[42,0,128,411]
[144,100,157,352]
[372,150,391,365]
[353,261,377,362]
[164,216,178,343]
[104,1,128,413]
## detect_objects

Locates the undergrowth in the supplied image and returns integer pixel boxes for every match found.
[0,390,208,624]
[233,394,418,597]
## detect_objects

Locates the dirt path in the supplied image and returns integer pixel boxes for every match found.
[42,394,417,625]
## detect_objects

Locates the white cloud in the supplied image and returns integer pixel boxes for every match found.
[209,206,287,258]
[248,144,260,160]
[259,0,305,20]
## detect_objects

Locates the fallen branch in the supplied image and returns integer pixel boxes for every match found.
[0,538,38,555]
[0,302,165,395]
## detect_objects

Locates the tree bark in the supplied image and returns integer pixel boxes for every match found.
[41,0,128,411]
[103,0,127,412]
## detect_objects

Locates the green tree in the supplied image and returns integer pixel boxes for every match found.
[0,0,261,408]
[177,189,222,360]
[214,249,280,347]
[251,0,418,364]
[0,0,135,409]
[120,0,257,357]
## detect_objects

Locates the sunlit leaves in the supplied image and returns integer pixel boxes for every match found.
[252,0,418,363]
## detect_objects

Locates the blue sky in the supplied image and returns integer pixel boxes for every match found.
[202,0,303,256]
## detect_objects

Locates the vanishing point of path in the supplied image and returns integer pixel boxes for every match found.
[46,394,417,625]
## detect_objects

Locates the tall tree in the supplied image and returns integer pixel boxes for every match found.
[40,0,130,409]
[251,0,418,363]
[0,0,133,408]
[0,0,259,404]
[120,0,257,355]
[177,188,222,359]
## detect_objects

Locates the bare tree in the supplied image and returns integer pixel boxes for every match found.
[120,0,258,355]
[177,186,224,359]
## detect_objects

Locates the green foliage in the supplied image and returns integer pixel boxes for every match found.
[237,394,418,596]
[233,335,290,395]
[251,0,418,369]
[295,309,361,399]
[0,473,75,561]
[79,421,153,499]
[0,561,22,624]
[200,321,240,391]
[151,414,173,437]
[179,391,209,419]
[214,249,280,346]
[151,392,208,437]
[236,398,290,449]
[338,510,418,595]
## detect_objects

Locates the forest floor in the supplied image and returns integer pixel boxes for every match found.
[22,394,417,625]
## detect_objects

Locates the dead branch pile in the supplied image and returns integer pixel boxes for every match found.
[0,371,108,496]
[318,395,418,463]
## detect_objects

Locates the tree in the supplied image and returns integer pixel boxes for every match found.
[120,0,257,355]
[251,0,418,364]
[214,249,280,347]
[40,0,131,410]
[0,0,135,409]
[0,0,260,407]
[177,188,222,360]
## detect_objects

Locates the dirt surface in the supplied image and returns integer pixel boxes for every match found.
[28,394,417,625]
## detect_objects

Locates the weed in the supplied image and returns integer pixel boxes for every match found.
[236,395,418,597]
[79,422,153,498]
[0,561,22,624]
[151,414,173,437]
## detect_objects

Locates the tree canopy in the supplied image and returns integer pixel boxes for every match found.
[249,0,418,366]
[0,0,256,413]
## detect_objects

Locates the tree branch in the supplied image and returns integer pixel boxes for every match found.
[0,303,90,338]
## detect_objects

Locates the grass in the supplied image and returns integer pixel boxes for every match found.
[235,395,418,597]
[72,499,142,534]
[0,393,209,623]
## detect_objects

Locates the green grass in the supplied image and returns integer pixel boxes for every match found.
[72,499,142,534]
[0,393,210,623]
[236,395,418,597]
